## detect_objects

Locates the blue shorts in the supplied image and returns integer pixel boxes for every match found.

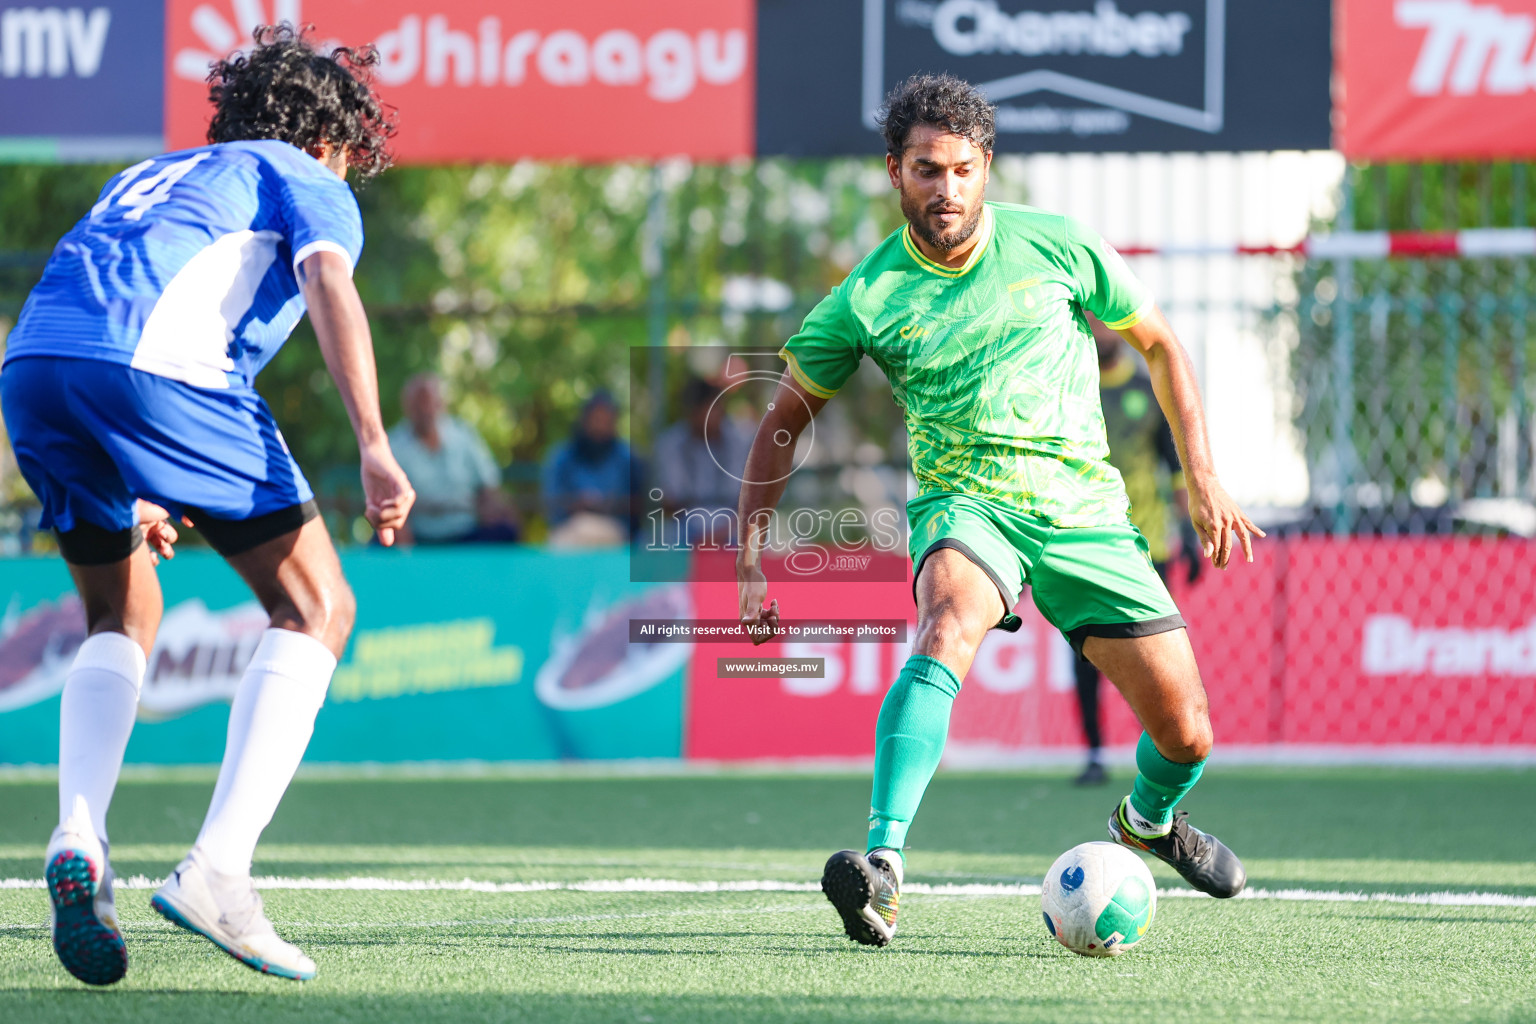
[0,356,313,534]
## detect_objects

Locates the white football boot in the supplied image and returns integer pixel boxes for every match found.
[150,848,315,980]
[44,796,127,985]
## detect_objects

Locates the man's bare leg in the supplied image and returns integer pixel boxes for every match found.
[192,515,355,876]
[911,548,1007,670]
[824,548,1004,945]
[60,544,164,842]
[1082,630,1211,764]
[1085,630,1246,897]
[46,541,164,985]
[870,548,1001,848]
[151,515,355,980]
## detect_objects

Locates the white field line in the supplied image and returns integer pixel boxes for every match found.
[285,904,834,931]
[0,903,832,933]
[0,876,1533,908]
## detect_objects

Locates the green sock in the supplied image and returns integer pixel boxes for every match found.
[1128,731,1206,834]
[866,655,961,852]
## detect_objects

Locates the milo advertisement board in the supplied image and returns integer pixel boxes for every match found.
[0,548,687,763]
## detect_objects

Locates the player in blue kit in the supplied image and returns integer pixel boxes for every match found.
[2,27,413,985]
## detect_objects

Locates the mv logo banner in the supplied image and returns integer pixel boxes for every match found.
[1339,0,1536,158]
[754,0,1329,154]
[0,0,162,157]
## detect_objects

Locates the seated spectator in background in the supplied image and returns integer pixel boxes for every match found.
[654,376,754,546]
[543,390,641,547]
[388,373,520,545]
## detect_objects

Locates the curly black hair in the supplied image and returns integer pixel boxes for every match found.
[207,24,395,179]
[877,74,996,158]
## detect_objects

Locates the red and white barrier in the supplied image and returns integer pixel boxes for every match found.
[1115,228,1536,260]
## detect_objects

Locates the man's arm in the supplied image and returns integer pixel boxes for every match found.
[298,250,415,546]
[1117,305,1263,569]
[736,372,828,642]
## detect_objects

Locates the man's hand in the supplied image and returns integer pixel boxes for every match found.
[1118,309,1264,572]
[733,373,826,646]
[136,499,189,565]
[736,559,781,646]
[1187,480,1265,569]
[300,250,407,544]
[361,444,415,547]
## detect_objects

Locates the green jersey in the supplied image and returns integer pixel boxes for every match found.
[781,201,1153,528]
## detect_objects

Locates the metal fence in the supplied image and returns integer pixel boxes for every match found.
[1285,165,1536,537]
[1019,153,1536,539]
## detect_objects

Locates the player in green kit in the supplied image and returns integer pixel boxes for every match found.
[734,75,1264,946]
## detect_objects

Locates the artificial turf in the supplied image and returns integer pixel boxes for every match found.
[1,766,1532,1023]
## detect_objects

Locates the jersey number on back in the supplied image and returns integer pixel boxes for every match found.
[91,153,213,223]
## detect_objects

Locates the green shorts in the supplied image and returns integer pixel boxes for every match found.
[907,491,1184,653]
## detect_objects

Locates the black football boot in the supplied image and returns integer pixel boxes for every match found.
[1108,800,1246,898]
[820,848,901,946]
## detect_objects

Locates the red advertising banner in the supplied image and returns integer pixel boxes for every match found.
[684,552,1145,761]
[684,553,916,761]
[685,540,1536,760]
[1338,0,1536,159]
[166,0,754,161]
[1275,538,1536,745]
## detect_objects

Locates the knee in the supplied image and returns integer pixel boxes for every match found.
[915,609,984,666]
[274,577,356,657]
[1157,715,1213,764]
[329,580,357,643]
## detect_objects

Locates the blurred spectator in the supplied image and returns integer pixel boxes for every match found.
[543,390,642,547]
[1072,316,1197,785]
[654,377,755,546]
[388,373,520,545]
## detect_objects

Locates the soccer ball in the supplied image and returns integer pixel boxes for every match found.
[1040,841,1157,957]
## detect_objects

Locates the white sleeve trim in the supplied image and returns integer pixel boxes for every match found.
[292,240,355,277]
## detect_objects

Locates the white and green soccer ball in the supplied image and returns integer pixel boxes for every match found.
[1040,841,1157,957]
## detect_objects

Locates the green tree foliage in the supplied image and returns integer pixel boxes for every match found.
[0,164,117,257]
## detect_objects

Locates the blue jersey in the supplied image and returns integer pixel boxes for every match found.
[5,140,363,390]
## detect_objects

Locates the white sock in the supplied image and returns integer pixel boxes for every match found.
[194,628,335,876]
[58,632,146,843]
[1123,796,1172,839]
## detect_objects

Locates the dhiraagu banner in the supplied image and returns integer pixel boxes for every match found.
[0,547,689,763]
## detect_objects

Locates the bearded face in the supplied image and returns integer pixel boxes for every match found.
[900,182,986,253]
[887,124,991,255]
